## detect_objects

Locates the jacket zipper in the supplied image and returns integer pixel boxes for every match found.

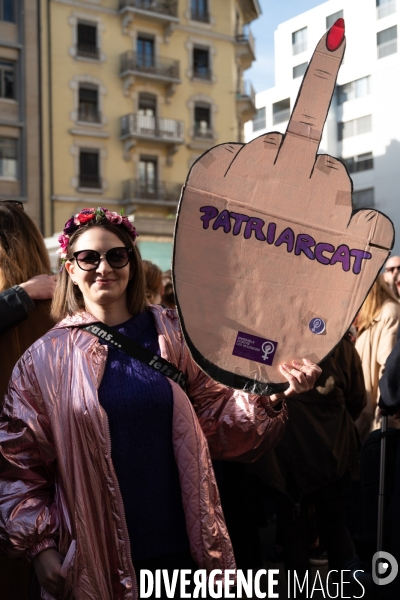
[103,408,138,600]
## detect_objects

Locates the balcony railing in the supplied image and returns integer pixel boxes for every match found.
[79,174,102,189]
[119,0,178,16]
[273,108,290,126]
[377,0,396,19]
[123,179,182,203]
[193,125,214,139]
[78,105,101,123]
[77,43,99,60]
[235,28,255,58]
[344,158,374,174]
[120,51,180,81]
[236,80,255,106]
[377,39,397,59]
[121,114,184,142]
[193,66,212,80]
[292,41,307,56]
[190,9,209,22]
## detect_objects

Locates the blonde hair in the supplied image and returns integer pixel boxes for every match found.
[356,274,398,335]
[51,219,146,321]
[0,203,51,291]
[142,260,163,304]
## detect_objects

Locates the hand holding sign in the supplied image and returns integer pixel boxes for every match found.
[173,20,394,395]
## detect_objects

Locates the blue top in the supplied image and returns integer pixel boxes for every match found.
[98,309,189,561]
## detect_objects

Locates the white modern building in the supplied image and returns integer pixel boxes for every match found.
[245,0,400,254]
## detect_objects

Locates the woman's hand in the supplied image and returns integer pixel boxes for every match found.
[20,274,57,300]
[269,358,322,405]
[33,548,64,598]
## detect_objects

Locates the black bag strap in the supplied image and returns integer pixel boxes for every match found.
[82,322,186,391]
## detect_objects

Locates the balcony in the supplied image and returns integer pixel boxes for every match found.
[190,9,210,23]
[78,174,102,190]
[235,29,255,69]
[122,180,182,206]
[78,105,102,124]
[192,66,212,81]
[236,80,256,122]
[120,51,180,100]
[119,0,179,40]
[377,0,396,19]
[76,43,100,60]
[121,114,184,164]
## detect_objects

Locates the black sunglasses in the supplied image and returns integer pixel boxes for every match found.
[0,200,24,210]
[72,247,132,271]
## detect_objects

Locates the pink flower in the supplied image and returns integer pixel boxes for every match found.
[58,233,70,251]
[105,210,123,225]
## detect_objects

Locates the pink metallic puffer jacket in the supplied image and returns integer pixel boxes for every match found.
[0,307,287,599]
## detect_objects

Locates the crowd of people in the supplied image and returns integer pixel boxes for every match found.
[0,200,399,600]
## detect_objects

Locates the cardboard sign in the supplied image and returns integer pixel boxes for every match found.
[173,20,394,395]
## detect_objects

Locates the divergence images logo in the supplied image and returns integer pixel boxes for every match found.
[262,341,275,362]
[372,551,398,586]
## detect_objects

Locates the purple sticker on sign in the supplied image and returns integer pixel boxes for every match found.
[232,331,278,366]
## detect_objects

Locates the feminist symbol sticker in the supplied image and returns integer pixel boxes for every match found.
[309,318,326,335]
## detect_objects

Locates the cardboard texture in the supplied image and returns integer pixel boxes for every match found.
[173,21,395,395]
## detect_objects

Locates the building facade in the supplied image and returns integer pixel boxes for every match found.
[245,0,400,255]
[40,0,260,266]
[0,0,43,228]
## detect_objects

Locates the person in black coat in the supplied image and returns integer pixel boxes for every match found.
[379,344,400,600]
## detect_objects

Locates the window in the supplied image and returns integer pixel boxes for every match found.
[377,26,397,58]
[78,86,100,123]
[273,98,290,125]
[0,137,17,178]
[138,93,156,117]
[343,152,374,174]
[337,76,370,104]
[377,0,396,20]
[338,115,372,140]
[137,36,155,68]
[79,150,101,188]
[293,62,308,79]
[292,27,307,55]
[77,22,99,60]
[191,0,209,23]
[194,104,212,137]
[353,188,374,209]
[253,107,266,132]
[0,61,15,99]
[326,10,343,30]
[193,47,211,79]
[139,157,157,197]
[0,0,14,22]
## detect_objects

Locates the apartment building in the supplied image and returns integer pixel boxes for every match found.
[40,0,260,267]
[0,0,43,227]
[245,0,400,255]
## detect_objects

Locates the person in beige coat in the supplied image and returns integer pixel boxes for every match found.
[355,274,400,442]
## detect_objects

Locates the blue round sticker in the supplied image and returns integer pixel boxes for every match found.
[309,318,326,335]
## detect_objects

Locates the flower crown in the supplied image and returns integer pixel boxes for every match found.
[57,207,138,264]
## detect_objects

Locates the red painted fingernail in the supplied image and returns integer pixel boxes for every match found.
[326,18,345,51]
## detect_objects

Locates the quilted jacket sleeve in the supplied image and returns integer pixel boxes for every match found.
[0,286,35,335]
[0,350,59,560]
[182,343,288,463]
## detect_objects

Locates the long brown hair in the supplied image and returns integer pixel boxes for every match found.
[0,203,51,291]
[51,218,146,321]
[142,260,163,304]
[356,274,398,335]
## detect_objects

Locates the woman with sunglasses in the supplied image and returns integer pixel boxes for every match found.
[0,207,321,600]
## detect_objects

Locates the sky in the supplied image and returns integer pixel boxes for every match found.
[247,0,327,93]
